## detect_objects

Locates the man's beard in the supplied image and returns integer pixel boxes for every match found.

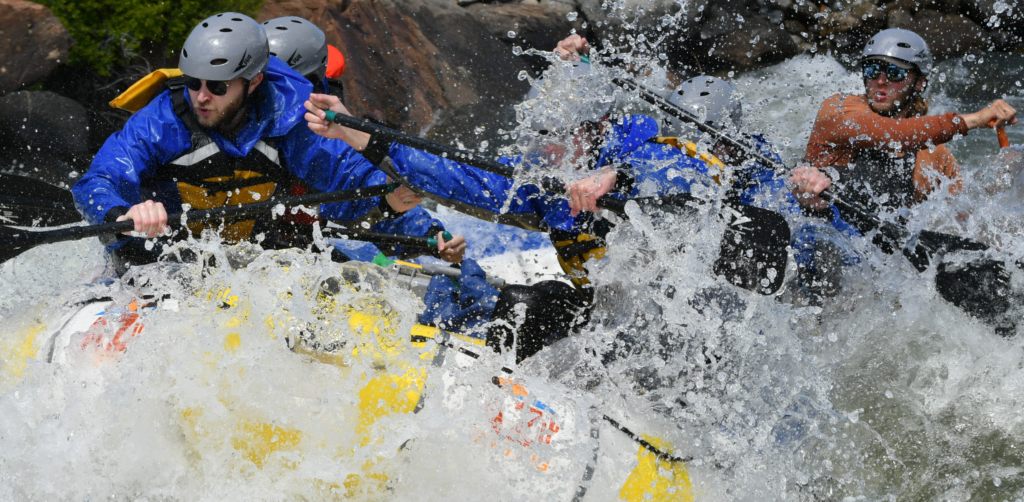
[195,93,246,130]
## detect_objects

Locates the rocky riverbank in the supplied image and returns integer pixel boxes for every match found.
[1,0,1023,184]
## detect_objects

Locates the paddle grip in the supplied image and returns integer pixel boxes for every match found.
[326,110,629,217]
[989,119,1011,148]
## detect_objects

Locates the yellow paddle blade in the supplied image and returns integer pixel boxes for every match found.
[109,68,183,113]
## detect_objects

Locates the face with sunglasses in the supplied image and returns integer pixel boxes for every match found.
[184,74,264,129]
[861,58,925,117]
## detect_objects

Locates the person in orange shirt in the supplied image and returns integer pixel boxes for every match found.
[792,28,1017,227]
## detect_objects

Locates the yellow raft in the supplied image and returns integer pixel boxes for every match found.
[2,254,696,500]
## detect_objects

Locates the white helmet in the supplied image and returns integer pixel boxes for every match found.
[263,16,328,83]
[180,13,269,81]
[663,76,742,136]
[862,29,933,75]
[523,61,615,133]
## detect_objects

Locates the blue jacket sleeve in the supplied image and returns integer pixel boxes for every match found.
[277,127,390,222]
[71,92,190,225]
[387,143,574,231]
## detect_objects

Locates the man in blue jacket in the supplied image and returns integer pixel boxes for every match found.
[72,13,464,274]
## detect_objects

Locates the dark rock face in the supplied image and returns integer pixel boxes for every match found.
[889,8,1014,57]
[697,3,800,71]
[0,0,73,96]
[0,90,89,187]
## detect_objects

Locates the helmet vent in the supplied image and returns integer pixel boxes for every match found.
[275,26,288,30]
[700,91,710,96]
[211,58,228,66]
[202,22,209,28]
[291,19,302,24]
[231,17,243,21]
[897,42,911,48]
[321,56,327,64]
[182,49,189,58]
[269,52,277,57]
[220,28,233,33]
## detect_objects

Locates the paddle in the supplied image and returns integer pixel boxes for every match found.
[322,110,791,295]
[413,329,693,464]
[323,228,453,250]
[0,173,83,227]
[615,77,1020,332]
[0,184,398,265]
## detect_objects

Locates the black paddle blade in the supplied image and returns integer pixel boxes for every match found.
[0,225,30,264]
[904,229,991,272]
[935,258,1018,336]
[712,201,791,295]
[0,173,81,226]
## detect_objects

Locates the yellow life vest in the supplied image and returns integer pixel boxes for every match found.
[109,68,183,114]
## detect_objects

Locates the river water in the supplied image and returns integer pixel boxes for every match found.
[1,50,1024,501]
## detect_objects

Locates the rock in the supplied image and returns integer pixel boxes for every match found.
[0,90,89,187]
[578,0,688,37]
[888,9,1012,57]
[257,0,534,134]
[961,0,1024,37]
[465,2,581,52]
[696,4,800,72]
[0,0,73,96]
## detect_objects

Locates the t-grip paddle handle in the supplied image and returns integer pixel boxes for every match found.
[989,119,1011,148]
[426,231,454,248]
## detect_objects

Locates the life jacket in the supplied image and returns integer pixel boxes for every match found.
[831,149,917,234]
[110,70,318,245]
[138,77,297,243]
[551,138,726,294]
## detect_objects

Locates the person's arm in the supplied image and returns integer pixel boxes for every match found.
[914,144,962,201]
[813,95,967,151]
[371,206,466,263]
[71,92,186,239]
[279,123,418,223]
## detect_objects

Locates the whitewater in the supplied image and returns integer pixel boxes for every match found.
[2,51,1024,501]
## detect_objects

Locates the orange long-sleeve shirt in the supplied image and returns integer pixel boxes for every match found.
[805,94,967,202]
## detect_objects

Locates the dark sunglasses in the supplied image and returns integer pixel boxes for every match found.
[862,63,910,83]
[184,77,230,96]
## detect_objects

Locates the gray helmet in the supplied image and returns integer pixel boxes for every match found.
[664,76,742,136]
[180,13,269,81]
[263,16,328,82]
[524,61,615,133]
[862,28,933,75]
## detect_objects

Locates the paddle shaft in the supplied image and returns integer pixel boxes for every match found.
[323,111,629,216]
[0,184,398,251]
[324,229,453,249]
[417,331,692,464]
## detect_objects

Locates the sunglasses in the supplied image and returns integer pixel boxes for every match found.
[862,63,910,83]
[184,77,231,96]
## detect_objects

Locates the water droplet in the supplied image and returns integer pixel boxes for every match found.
[659,53,667,60]
[939,72,947,82]
[994,1,1009,13]
[885,390,893,398]
[507,31,516,39]
[566,11,578,21]
[360,221,371,229]
[994,477,1003,487]
[512,45,523,56]
[518,70,528,81]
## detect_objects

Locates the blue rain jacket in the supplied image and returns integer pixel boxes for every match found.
[387,114,857,245]
[72,57,442,255]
